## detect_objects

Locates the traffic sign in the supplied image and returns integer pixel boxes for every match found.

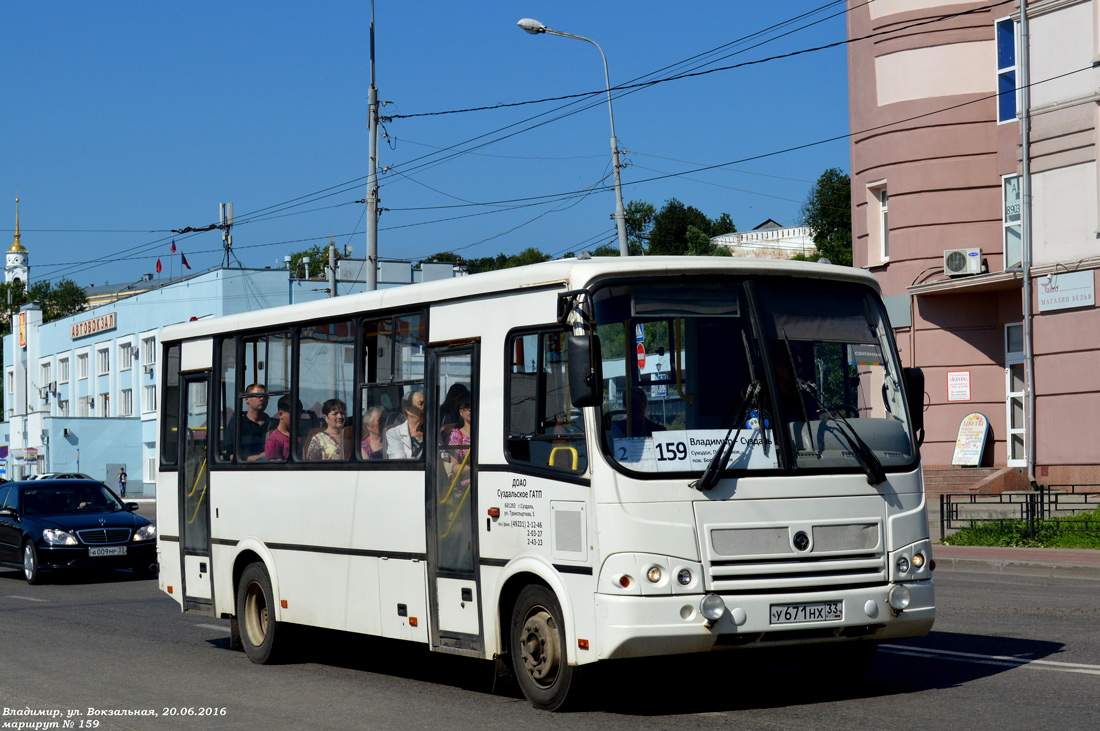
[635,323,645,344]
[636,343,646,369]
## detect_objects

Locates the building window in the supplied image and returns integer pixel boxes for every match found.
[77,353,89,380]
[6,370,13,395]
[868,183,889,263]
[996,18,1017,123]
[147,456,156,480]
[78,396,92,417]
[97,348,110,376]
[1003,174,1022,269]
[144,384,157,413]
[1005,323,1026,466]
[40,363,52,388]
[99,393,110,416]
[58,399,69,417]
[142,337,157,365]
[120,388,133,417]
[120,342,134,371]
[58,358,70,384]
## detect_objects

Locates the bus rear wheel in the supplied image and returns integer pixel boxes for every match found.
[510,584,576,711]
[237,562,285,664]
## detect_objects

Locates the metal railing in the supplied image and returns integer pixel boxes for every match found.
[939,486,1100,541]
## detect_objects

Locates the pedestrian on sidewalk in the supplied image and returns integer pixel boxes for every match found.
[118,467,127,498]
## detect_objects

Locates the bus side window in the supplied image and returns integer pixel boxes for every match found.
[505,329,588,475]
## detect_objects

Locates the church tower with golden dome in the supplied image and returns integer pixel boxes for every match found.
[7,197,29,285]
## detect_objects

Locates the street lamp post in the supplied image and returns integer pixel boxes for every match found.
[518,18,630,257]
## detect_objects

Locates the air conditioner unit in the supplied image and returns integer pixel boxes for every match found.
[143,364,155,375]
[49,381,57,394]
[944,247,982,276]
[38,387,48,400]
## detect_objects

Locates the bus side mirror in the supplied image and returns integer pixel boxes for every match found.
[903,367,925,445]
[568,334,602,408]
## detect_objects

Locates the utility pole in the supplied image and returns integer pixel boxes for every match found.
[219,202,234,268]
[328,237,337,298]
[365,0,380,290]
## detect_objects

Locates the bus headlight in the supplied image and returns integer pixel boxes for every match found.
[677,569,692,586]
[912,552,926,570]
[647,567,662,583]
[896,556,910,574]
[888,584,912,612]
[700,593,726,622]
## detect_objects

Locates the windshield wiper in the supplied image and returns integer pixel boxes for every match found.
[691,332,760,492]
[795,379,886,486]
[780,330,885,486]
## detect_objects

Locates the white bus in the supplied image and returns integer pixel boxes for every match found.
[156,256,933,710]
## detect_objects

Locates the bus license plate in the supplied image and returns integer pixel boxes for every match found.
[770,601,842,624]
[88,546,127,557]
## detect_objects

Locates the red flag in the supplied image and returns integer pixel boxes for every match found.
[181,253,191,270]
[170,240,177,253]
[156,258,162,273]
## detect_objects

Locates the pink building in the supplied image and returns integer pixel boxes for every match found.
[848,0,1100,490]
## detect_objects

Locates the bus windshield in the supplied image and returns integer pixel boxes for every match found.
[593,276,916,478]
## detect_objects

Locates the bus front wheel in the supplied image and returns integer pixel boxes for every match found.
[237,562,285,664]
[510,584,576,711]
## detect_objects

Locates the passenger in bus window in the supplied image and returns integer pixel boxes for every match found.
[360,405,386,460]
[439,383,470,433]
[444,400,473,486]
[265,396,295,462]
[228,383,274,462]
[305,399,348,461]
[386,389,425,460]
[614,387,666,439]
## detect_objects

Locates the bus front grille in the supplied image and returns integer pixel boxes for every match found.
[706,553,886,592]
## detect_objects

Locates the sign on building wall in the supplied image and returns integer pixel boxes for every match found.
[947,371,971,402]
[952,412,990,467]
[19,311,26,348]
[71,312,117,340]
[1037,270,1095,312]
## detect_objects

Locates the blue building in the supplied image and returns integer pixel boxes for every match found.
[2,208,463,493]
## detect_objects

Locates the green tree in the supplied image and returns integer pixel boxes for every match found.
[288,241,348,279]
[647,198,737,256]
[800,167,852,266]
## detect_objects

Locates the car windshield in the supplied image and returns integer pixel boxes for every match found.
[593,276,917,477]
[21,483,125,515]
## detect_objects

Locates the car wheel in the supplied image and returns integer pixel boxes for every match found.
[23,541,43,585]
[237,562,286,664]
[510,584,578,711]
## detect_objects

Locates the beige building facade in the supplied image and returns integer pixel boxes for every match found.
[848,0,1100,488]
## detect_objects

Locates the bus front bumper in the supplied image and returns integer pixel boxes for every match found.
[593,581,934,660]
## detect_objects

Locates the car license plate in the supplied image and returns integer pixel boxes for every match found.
[88,546,127,557]
[770,601,842,624]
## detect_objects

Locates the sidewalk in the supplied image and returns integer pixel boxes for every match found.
[933,544,1100,578]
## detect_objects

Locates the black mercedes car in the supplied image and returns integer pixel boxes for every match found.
[0,480,157,584]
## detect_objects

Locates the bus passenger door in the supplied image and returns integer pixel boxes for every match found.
[426,343,483,654]
[178,374,213,613]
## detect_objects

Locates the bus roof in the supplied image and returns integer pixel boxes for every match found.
[160,256,880,342]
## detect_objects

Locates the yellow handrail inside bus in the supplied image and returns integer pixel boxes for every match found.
[186,458,208,525]
[185,457,207,499]
[442,483,472,539]
[440,448,471,505]
[549,445,578,471]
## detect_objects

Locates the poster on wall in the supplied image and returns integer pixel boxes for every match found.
[951,413,990,467]
[947,371,971,402]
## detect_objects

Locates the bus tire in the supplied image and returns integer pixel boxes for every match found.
[237,562,285,664]
[509,584,576,711]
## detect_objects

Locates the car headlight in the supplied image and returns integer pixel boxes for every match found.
[42,528,79,546]
[133,524,157,542]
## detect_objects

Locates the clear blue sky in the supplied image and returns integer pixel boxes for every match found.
[2,1,851,286]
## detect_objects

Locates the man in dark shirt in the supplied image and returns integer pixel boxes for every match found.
[227,383,274,462]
